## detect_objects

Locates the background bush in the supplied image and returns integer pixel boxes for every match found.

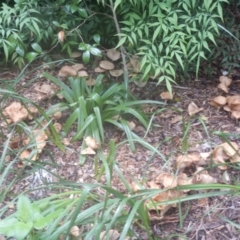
[1,0,239,87]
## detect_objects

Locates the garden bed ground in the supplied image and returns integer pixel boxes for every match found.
[1,66,240,239]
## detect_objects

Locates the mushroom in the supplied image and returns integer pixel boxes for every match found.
[78,71,89,77]
[160,92,173,100]
[71,63,84,71]
[209,96,227,109]
[219,76,232,87]
[94,67,106,73]
[99,60,114,70]
[71,52,81,58]
[107,49,121,61]
[109,69,123,77]
[58,66,77,77]
[227,95,240,111]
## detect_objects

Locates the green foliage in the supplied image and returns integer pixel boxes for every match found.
[110,0,228,91]
[0,195,64,239]
[78,34,102,63]
[43,72,164,156]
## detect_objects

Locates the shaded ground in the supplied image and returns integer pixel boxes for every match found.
[1,66,240,239]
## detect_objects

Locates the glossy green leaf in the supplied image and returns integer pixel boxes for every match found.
[93,34,101,44]
[31,43,42,53]
[82,50,90,63]
[25,52,38,63]
[90,47,102,57]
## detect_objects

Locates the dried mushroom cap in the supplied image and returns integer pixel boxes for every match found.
[58,66,77,77]
[210,96,227,107]
[227,95,240,111]
[99,60,114,70]
[219,75,232,87]
[109,69,123,77]
[231,111,240,119]
[4,102,28,123]
[217,82,229,93]
[35,83,52,94]
[223,105,231,112]
[160,92,173,100]
[94,67,106,73]
[78,71,89,77]
[106,49,121,61]
[71,63,84,71]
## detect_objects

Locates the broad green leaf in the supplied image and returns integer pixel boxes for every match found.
[15,46,24,56]
[25,52,38,63]
[17,195,33,223]
[0,218,18,236]
[14,221,33,240]
[90,47,102,57]
[31,43,42,53]
[78,42,86,51]
[78,8,88,18]
[82,50,90,63]
[93,34,101,44]
[114,0,122,11]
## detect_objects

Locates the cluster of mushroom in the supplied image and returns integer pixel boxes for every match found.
[210,75,240,120]
[58,48,123,80]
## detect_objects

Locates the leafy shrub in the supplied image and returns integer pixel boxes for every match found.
[107,0,228,90]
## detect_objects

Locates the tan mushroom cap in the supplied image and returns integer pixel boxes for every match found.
[58,66,77,77]
[210,96,227,107]
[78,71,89,77]
[110,69,123,77]
[219,76,232,87]
[94,67,106,73]
[160,92,173,100]
[107,49,121,61]
[217,82,229,93]
[227,95,240,111]
[71,51,81,58]
[71,63,84,71]
[231,111,240,119]
[99,60,114,70]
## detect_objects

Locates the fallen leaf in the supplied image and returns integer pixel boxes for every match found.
[156,173,178,188]
[176,154,201,170]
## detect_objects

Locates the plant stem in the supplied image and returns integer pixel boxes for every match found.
[109,0,129,98]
